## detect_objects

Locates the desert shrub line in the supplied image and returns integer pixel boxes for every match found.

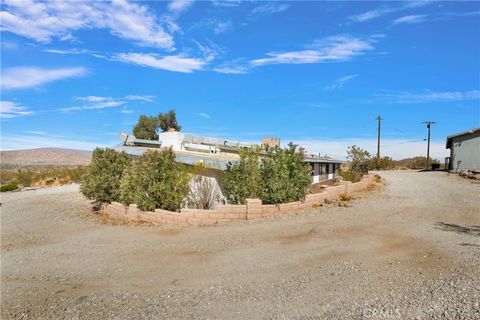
[80,148,132,203]
[224,143,311,205]
[119,149,189,211]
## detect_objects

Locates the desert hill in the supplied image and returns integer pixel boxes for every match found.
[1,148,92,168]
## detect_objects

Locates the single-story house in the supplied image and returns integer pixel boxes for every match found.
[445,128,480,172]
[115,130,344,185]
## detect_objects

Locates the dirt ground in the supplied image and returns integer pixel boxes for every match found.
[1,171,479,319]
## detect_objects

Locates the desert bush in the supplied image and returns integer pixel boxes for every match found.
[338,171,362,183]
[1,183,19,192]
[224,144,311,205]
[16,169,34,187]
[261,143,311,204]
[346,145,371,173]
[80,148,131,203]
[367,156,396,170]
[119,149,189,211]
[224,147,263,204]
[183,163,223,209]
[339,193,352,201]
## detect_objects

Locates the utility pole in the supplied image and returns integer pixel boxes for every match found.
[376,116,383,170]
[422,121,437,170]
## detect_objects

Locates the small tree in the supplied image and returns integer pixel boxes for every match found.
[261,143,311,204]
[80,148,131,203]
[346,145,371,173]
[158,110,181,132]
[119,149,189,211]
[133,115,159,140]
[224,147,263,204]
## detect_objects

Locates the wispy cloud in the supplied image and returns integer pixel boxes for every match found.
[195,112,211,119]
[61,95,154,112]
[124,95,156,102]
[168,0,194,13]
[115,52,210,73]
[212,20,233,34]
[23,130,47,135]
[250,35,374,66]
[43,48,107,59]
[348,1,430,23]
[0,0,174,49]
[213,59,250,74]
[211,0,240,7]
[393,14,427,25]
[249,3,290,20]
[324,74,358,91]
[0,101,34,119]
[60,101,126,112]
[1,66,87,91]
[375,90,480,103]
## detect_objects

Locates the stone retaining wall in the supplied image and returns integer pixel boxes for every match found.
[102,174,373,226]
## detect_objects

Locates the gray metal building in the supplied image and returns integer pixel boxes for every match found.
[445,128,480,172]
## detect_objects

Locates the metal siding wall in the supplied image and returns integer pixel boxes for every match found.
[451,132,480,171]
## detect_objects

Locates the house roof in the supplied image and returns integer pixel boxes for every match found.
[115,145,238,170]
[115,132,345,170]
[445,128,480,149]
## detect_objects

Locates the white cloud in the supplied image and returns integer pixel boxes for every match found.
[195,112,211,119]
[124,95,155,102]
[60,94,155,112]
[1,66,87,90]
[23,130,47,135]
[250,35,374,66]
[324,74,358,91]
[212,20,233,34]
[375,90,480,103]
[0,101,33,118]
[348,1,430,23]
[43,48,107,59]
[393,14,427,25]
[0,0,174,49]
[60,101,125,112]
[211,0,241,7]
[76,96,113,103]
[249,3,290,19]
[292,138,449,161]
[115,52,208,73]
[168,0,194,13]
[0,133,107,151]
[213,64,249,74]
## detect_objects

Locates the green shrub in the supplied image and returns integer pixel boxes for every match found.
[119,149,189,211]
[80,148,131,203]
[261,143,311,204]
[1,183,19,192]
[338,171,362,183]
[224,147,263,204]
[224,144,311,205]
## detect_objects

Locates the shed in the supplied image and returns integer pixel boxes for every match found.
[445,128,480,172]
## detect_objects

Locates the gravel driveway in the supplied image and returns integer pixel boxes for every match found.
[1,171,479,319]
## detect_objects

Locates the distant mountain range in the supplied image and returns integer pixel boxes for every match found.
[1,148,92,168]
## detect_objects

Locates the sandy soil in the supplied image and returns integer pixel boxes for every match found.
[1,171,479,319]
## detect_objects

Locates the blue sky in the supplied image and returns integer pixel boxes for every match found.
[1,0,479,160]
